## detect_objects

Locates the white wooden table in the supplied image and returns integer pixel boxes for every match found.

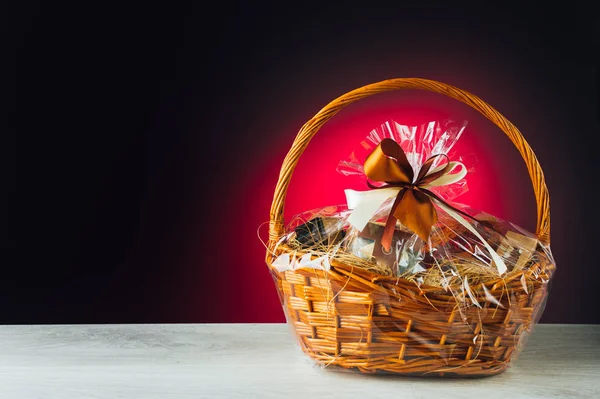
[0,324,598,398]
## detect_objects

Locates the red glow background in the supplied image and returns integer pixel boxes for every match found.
[179,89,540,322]
[11,2,599,325]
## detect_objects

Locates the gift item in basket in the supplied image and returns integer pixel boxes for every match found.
[265,78,555,377]
[348,221,426,274]
[497,230,539,271]
[293,217,346,248]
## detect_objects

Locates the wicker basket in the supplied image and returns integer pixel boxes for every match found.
[266,78,554,377]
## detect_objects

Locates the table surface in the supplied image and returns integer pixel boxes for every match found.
[0,324,598,399]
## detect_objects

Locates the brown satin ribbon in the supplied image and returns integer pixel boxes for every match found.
[364,138,476,251]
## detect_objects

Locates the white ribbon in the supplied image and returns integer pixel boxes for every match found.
[345,160,507,275]
[421,161,467,188]
[345,187,401,231]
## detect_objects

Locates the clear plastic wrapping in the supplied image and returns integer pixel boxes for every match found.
[267,120,555,377]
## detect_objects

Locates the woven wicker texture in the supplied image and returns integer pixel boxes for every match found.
[266,78,554,376]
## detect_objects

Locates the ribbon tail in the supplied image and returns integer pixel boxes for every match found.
[393,189,437,243]
[431,198,508,275]
[381,188,407,252]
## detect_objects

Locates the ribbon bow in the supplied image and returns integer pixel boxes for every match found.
[345,138,507,275]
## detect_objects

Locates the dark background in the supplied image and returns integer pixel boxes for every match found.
[7,2,599,324]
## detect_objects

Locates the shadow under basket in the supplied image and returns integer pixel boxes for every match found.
[266,78,556,377]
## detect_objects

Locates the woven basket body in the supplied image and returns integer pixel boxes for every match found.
[270,254,553,376]
[266,78,554,377]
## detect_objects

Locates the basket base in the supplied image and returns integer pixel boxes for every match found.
[301,346,511,377]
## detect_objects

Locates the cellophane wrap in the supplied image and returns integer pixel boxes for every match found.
[337,119,472,201]
[268,120,555,376]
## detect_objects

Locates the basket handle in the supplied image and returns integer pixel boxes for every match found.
[268,78,550,248]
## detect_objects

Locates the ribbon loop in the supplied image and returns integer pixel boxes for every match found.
[421,162,467,188]
[364,138,414,184]
[416,153,449,183]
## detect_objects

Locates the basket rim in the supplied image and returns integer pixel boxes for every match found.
[269,242,555,297]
